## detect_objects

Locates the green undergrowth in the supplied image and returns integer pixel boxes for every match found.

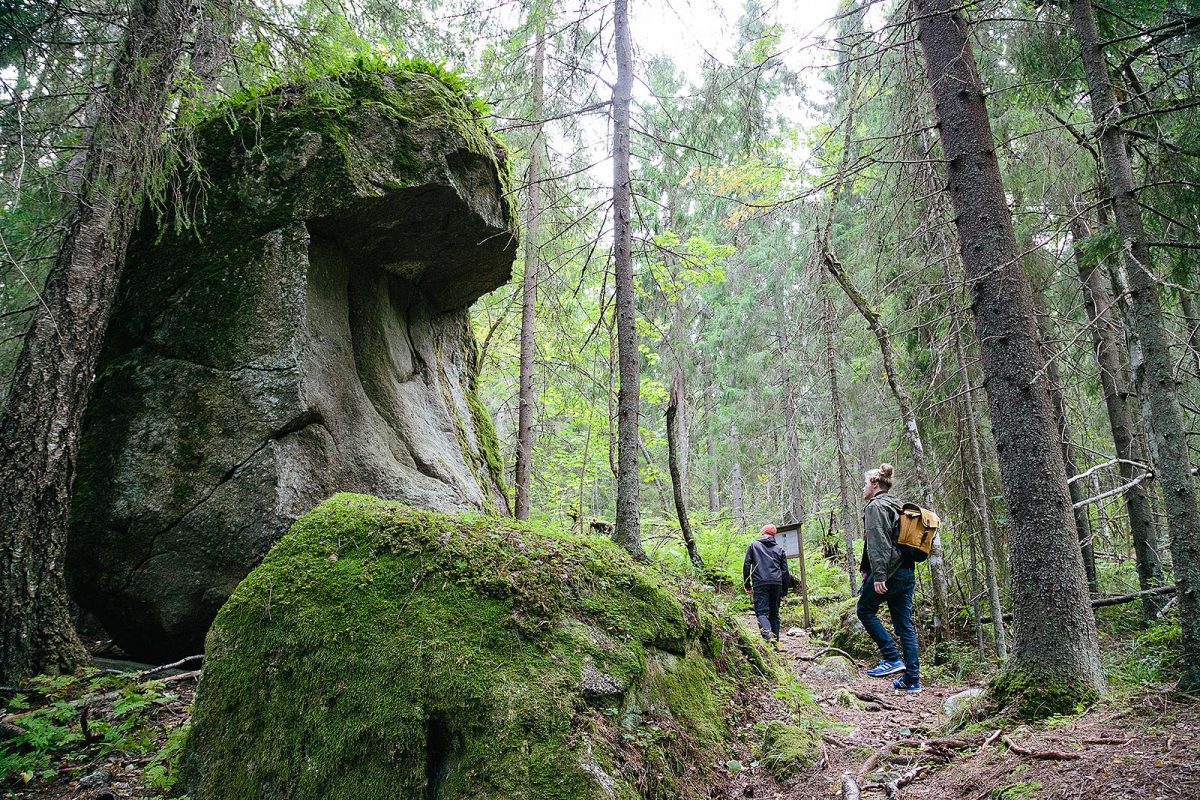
[0,670,187,795]
[184,494,776,800]
[1100,609,1183,690]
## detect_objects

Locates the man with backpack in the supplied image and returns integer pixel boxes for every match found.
[856,463,922,693]
[744,524,791,648]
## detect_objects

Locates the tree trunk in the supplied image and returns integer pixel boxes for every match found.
[668,369,703,569]
[1069,0,1200,690]
[706,368,720,514]
[914,0,1105,707]
[784,366,806,527]
[822,289,858,592]
[824,249,951,643]
[730,423,746,529]
[611,0,642,558]
[1071,213,1166,621]
[513,4,548,521]
[0,0,200,682]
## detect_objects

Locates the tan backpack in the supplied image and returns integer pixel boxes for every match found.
[897,503,939,562]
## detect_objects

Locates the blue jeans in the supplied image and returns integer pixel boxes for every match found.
[753,584,782,639]
[856,566,919,682]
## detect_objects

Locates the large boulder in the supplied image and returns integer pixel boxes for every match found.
[67,67,516,660]
[184,494,774,800]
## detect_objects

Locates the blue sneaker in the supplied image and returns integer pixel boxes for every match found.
[866,659,906,677]
[893,676,923,693]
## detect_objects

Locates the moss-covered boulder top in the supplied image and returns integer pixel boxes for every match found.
[68,68,517,662]
[185,494,777,800]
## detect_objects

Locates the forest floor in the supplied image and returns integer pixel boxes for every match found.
[735,625,1200,800]
[4,623,1199,799]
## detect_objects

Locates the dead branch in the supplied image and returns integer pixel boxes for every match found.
[884,765,932,799]
[135,653,202,679]
[858,741,900,779]
[994,585,1176,622]
[1001,734,1081,760]
[798,646,861,666]
[842,773,861,800]
[0,720,25,739]
[852,689,900,711]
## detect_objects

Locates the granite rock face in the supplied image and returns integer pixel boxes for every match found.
[67,69,516,660]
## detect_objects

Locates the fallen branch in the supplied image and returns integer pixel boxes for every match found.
[1001,734,1081,760]
[858,741,900,779]
[975,728,1003,753]
[842,773,861,800]
[0,720,25,740]
[798,646,861,666]
[135,654,203,679]
[853,689,900,711]
[994,585,1176,622]
[884,765,932,799]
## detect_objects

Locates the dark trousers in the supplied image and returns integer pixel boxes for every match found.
[752,584,782,639]
[856,566,919,682]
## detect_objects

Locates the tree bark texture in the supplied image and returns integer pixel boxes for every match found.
[0,0,200,682]
[914,0,1105,698]
[1069,0,1200,689]
[1071,214,1166,622]
[514,7,547,521]
[610,0,642,557]
[667,370,703,569]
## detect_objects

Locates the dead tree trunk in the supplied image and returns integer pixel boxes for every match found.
[914,0,1105,705]
[824,250,951,644]
[1069,0,1200,690]
[0,0,200,682]
[1071,214,1167,621]
[668,370,703,569]
[706,365,720,514]
[822,289,858,593]
[514,4,548,521]
[611,0,642,558]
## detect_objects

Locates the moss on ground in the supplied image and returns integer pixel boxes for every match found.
[185,494,764,799]
[753,719,821,781]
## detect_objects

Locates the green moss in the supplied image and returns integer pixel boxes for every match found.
[988,668,1099,720]
[991,781,1043,800]
[754,720,820,781]
[185,494,762,799]
[467,387,508,500]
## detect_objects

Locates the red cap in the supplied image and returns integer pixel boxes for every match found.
[761,524,778,536]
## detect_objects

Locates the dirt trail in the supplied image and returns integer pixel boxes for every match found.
[739,628,1200,800]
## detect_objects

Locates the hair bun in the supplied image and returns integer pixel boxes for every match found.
[879,463,894,479]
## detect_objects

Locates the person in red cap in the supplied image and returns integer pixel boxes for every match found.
[743,524,791,646]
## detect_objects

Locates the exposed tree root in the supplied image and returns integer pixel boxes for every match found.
[1001,734,1081,760]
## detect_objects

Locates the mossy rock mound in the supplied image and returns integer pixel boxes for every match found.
[185,494,773,799]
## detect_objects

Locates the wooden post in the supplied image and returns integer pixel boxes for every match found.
[776,521,811,629]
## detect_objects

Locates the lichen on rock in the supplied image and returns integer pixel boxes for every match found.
[67,66,518,661]
[184,494,770,800]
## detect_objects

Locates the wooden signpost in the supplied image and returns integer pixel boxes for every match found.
[774,521,810,629]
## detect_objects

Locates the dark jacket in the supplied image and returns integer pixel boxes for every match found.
[743,535,791,592]
[858,491,904,581]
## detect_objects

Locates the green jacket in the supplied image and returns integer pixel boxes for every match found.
[859,492,903,581]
